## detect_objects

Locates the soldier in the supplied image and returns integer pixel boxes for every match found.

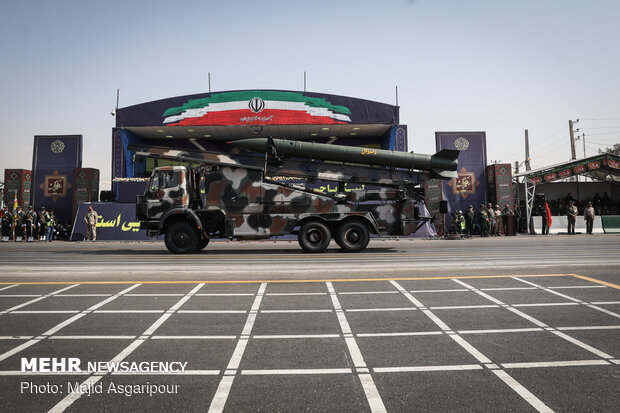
[14,206,25,242]
[487,203,496,236]
[501,204,513,235]
[465,205,475,238]
[479,204,489,237]
[38,206,49,241]
[25,206,36,242]
[84,205,99,241]
[1,207,13,242]
[566,201,578,235]
[584,201,595,234]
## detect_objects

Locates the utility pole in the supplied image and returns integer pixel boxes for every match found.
[304,71,306,92]
[582,133,586,158]
[208,72,211,93]
[524,129,531,171]
[569,119,579,160]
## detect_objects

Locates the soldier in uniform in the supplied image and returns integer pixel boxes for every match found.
[501,204,513,235]
[84,205,99,241]
[38,206,49,241]
[479,204,489,237]
[566,201,578,235]
[465,205,475,238]
[487,203,496,236]
[14,206,25,242]
[25,206,36,242]
[1,208,13,242]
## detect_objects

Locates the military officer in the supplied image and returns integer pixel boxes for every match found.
[1,208,13,242]
[14,206,25,242]
[479,204,489,237]
[38,206,49,241]
[25,206,36,242]
[465,205,475,238]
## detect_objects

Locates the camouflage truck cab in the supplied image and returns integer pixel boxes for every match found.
[135,138,458,254]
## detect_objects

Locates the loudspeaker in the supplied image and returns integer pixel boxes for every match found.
[100,190,115,202]
[439,200,448,213]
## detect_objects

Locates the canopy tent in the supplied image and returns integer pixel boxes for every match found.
[514,153,620,233]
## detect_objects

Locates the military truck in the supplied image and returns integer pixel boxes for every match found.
[134,138,458,253]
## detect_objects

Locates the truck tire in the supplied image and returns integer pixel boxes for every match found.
[165,222,198,254]
[336,221,370,253]
[298,221,331,253]
[195,238,210,251]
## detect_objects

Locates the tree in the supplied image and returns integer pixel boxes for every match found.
[598,143,620,156]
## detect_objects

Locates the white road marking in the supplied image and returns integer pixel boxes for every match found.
[241,368,352,375]
[346,307,416,312]
[260,309,331,313]
[356,331,443,337]
[551,330,615,359]
[208,283,266,413]
[11,310,80,314]
[501,360,610,369]
[557,325,620,331]
[458,328,544,334]
[429,305,499,310]
[49,335,135,340]
[327,282,387,413]
[253,334,340,339]
[492,369,554,413]
[358,374,388,413]
[0,285,17,292]
[177,310,247,314]
[549,285,607,289]
[48,283,204,413]
[512,303,579,307]
[411,289,470,293]
[265,292,327,296]
[338,291,399,295]
[374,364,483,373]
[208,376,235,413]
[93,310,165,313]
[0,284,79,314]
[151,335,237,340]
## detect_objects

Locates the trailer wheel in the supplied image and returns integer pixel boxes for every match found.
[336,221,370,253]
[165,222,198,254]
[298,221,331,253]
[195,238,210,251]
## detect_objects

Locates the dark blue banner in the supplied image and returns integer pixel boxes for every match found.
[436,132,488,227]
[32,135,83,224]
[71,202,158,241]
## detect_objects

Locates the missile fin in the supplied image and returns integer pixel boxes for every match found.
[433,148,460,161]
[433,169,459,179]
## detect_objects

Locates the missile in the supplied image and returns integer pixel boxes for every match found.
[231,138,459,178]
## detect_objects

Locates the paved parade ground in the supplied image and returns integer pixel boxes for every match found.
[0,235,618,412]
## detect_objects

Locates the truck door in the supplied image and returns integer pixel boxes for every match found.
[146,169,181,220]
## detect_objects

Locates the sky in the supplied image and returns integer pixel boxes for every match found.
[1,0,619,189]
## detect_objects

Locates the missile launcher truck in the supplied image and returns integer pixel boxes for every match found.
[134,138,459,253]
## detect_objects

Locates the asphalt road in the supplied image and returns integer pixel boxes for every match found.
[0,234,618,412]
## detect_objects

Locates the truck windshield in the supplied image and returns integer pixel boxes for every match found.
[149,171,178,192]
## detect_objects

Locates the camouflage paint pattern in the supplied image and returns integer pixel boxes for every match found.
[133,144,454,241]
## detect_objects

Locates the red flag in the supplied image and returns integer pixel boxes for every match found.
[545,202,552,227]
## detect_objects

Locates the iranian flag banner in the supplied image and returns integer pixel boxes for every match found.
[162,91,352,126]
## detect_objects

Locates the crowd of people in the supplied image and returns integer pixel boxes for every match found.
[450,203,521,237]
[0,205,72,242]
[447,192,610,237]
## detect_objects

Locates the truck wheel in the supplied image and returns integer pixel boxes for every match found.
[165,222,198,254]
[336,221,370,253]
[298,221,331,253]
[195,238,210,251]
